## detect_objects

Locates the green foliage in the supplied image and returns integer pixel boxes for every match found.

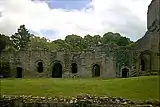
[117,36,130,46]
[65,34,83,51]
[28,36,50,50]
[1,24,134,52]
[0,34,7,52]
[0,62,10,78]
[92,35,102,46]
[53,39,73,51]
[115,47,130,68]
[11,25,32,50]
[0,34,14,53]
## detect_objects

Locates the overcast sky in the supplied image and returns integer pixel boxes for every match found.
[0,0,152,41]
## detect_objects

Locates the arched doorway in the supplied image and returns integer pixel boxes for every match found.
[139,50,152,72]
[37,62,43,73]
[16,67,22,78]
[122,68,129,78]
[52,63,62,78]
[141,58,145,71]
[71,63,78,73]
[92,64,100,77]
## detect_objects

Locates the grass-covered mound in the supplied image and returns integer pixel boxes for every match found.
[1,76,159,100]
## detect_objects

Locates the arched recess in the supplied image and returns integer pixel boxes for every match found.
[140,56,146,71]
[52,61,62,78]
[92,64,100,77]
[122,68,129,78]
[139,50,152,72]
[37,62,43,73]
[71,63,78,73]
[16,67,22,78]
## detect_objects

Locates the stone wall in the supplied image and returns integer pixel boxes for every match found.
[133,0,160,74]
[147,0,160,29]
[0,49,116,78]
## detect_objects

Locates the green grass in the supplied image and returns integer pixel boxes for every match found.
[0,76,159,100]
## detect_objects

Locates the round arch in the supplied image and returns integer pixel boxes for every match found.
[51,60,63,78]
[139,50,152,72]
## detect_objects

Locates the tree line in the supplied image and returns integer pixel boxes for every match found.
[0,25,134,53]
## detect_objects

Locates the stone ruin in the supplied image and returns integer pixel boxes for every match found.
[0,48,116,78]
[132,0,160,75]
[0,0,159,78]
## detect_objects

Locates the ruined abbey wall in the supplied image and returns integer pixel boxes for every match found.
[133,0,160,73]
[147,0,160,29]
[1,50,116,78]
[0,0,159,78]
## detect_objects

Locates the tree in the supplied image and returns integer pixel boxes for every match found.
[65,34,83,51]
[93,35,102,46]
[102,32,115,44]
[11,25,32,50]
[0,34,7,53]
[0,34,12,53]
[53,39,73,51]
[83,34,94,49]
[117,36,130,46]
[28,36,50,50]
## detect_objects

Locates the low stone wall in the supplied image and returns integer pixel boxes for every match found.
[1,95,160,107]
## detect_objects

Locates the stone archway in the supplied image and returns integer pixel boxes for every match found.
[52,62,62,78]
[71,63,78,73]
[16,67,22,78]
[122,68,129,78]
[37,62,43,73]
[141,58,146,71]
[139,50,152,72]
[92,64,100,77]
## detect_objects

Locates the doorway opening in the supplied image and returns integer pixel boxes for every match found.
[37,62,43,73]
[52,63,62,78]
[141,58,145,71]
[71,63,78,73]
[16,67,22,78]
[122,68,129,78]
[92,64,100,77]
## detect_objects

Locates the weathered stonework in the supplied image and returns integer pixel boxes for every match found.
[0,0,159,78]
[133,0,160,74]
[0,49,116,78]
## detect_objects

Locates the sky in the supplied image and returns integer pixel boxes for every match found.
[0,0,152,41]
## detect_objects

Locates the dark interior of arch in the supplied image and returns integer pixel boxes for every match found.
[140,51,152,72]
[52,63,62,78]
[92,64,100,77]
[141,58,145,71]
[72,63,78,73]
[37,62,43,73]
[16,67,22,78]
[122,68,129,78]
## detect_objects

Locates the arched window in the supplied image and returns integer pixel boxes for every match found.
[71,63,78,73]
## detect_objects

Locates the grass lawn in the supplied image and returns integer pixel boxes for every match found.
[0,76,159,100]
